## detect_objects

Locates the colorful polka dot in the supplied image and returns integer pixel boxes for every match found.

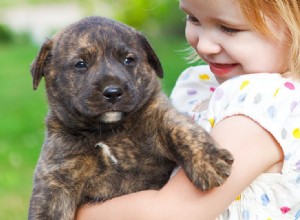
[284,153,291,161]
[253,93,262,104]
[280,206,291,214]
[238,93,247,102]
[242,210,250,220]
[293,128,300,139]
[291,101,298,112]
[295,209,300,219]
[187,89,197,95]
[274,88,280,97]
[208,118,215,127]
[210,87,216,92]
[261,194,270,206]
[284,82,295,90]
[199,74,210,80]
[235,195,241,201]
[281,128,287,140]
[267,106,277,118]
[240,80,250,90]
[296,160,300,171]
[180,72,191,80]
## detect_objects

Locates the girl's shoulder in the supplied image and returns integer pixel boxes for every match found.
[207,73,300,171]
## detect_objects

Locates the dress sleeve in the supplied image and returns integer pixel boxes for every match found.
[205,73,300,173]
[170,65,219,113]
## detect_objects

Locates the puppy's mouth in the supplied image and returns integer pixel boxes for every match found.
[99,111,124,123]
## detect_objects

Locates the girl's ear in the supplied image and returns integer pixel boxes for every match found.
[30,39,53,90]
[137,33,164,79]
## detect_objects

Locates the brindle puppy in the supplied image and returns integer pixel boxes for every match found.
[28,16,233,220]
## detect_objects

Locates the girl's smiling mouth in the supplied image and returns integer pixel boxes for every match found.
[209,62,239,76]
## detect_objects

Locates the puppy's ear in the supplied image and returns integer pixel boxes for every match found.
[137,33,164,78]
[30,39,53,90]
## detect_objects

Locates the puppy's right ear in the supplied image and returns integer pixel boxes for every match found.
[30,39,53,90]
[136,33,164,79]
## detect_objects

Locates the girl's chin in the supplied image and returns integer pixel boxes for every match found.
[213,72,239,84]
[214,76,228,84]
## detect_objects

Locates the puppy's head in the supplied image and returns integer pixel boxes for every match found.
[31,16,163,127]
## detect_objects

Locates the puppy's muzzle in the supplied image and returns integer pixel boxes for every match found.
[100,86,124,123]
[103,86,123,104]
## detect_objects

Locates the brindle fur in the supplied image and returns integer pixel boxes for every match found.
[28,16,233,220]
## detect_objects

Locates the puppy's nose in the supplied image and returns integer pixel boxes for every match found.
[103,87,123,104]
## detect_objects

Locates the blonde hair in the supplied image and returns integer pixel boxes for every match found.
[235,0,300,78]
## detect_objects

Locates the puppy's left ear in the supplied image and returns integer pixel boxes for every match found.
[137,33,164,78]
[30,39,53,90]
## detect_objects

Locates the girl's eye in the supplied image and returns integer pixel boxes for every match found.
[186,15,200,25]
[75,61,87,69]
[220,25,241,35]
[123,56,135,66]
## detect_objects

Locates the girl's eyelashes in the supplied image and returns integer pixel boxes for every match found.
[186,15,200,25]
[220,25,241,35]
[184,13,244,35]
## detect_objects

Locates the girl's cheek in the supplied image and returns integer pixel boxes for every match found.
[185,26,198,48]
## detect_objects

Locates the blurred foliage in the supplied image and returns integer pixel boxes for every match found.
[108,0,185,35]
[0,24,32,44]
[78,0,186,39]
[0,0,71,7]
[0,0,186,38]
[0,24,13,42]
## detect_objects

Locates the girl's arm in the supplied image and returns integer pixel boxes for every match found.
[75,115,283,220]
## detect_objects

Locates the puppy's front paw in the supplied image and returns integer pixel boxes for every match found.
[183,146,234,191]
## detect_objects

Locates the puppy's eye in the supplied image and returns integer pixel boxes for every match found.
[123,56,135,66]
[75,61,87,69]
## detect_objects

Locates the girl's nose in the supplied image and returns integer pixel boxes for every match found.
[196,31,221,55]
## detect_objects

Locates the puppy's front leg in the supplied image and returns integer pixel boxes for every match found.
[29,184,77,220]
[152,95,234,191]
[28,168,79,220]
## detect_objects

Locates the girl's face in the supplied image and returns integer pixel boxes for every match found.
[180,0,289,83]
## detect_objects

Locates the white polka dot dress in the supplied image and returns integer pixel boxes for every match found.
[171,65,300,219]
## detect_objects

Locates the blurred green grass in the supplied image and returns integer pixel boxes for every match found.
[0,35,189,219]
[0,41,46,220]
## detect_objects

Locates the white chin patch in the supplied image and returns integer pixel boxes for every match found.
[100,112,123,123]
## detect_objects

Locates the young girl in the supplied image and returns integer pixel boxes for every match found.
[76,0,300,219]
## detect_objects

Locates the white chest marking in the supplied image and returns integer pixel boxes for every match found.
[100,112,123,123]
[95,142,118,165]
